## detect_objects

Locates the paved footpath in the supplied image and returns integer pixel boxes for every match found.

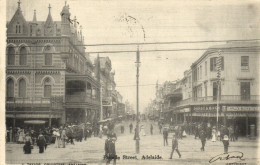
[6,121,260,165]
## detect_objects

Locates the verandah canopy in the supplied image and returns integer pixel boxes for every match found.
[24,120,47,124]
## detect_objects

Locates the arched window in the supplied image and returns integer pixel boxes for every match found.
[44,78,52,98]
[18,79,26,97]
[7,47,15,65]
[7,78,14,100]
[19,46,27,65]
[44,45,52,65]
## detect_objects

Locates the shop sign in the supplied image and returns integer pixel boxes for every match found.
[102,97,112,106]
[226,112,246,117]
[224,106,260,112]
[193,105,218,112]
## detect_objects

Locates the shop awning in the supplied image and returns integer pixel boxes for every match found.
[24,120,47,124]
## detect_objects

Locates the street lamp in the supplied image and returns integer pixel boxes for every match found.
[135,46,141,154]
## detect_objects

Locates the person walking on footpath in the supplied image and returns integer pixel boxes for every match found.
[163,127,168,146]
[200,129,206,151]
[23,133,32,154]
[105,130,117,165]
[211,126,217,142]
[37,132,46,153]
[169,134,181,159]
[150,124,153,135]
[159,124,162,134]
[222,135,229,154]
[129,123,133,134]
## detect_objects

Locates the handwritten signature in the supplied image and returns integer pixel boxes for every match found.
[209,151,245,163]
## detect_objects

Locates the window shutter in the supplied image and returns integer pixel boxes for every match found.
[210,58,213,71]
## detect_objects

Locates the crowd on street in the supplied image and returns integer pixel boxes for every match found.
[6,118,243,164]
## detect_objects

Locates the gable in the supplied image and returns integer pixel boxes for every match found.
[7,9,28,35]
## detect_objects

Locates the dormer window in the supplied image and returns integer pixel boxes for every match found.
[16,22,21,34]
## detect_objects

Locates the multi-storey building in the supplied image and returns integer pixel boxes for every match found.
[6,1,100,127]
[94,56,119,120]
[160,41,259,136]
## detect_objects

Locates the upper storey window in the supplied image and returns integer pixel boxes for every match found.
[7,47,15,65]
[241,56,249,71]
[44,45,53,65]
[19,46,27,65]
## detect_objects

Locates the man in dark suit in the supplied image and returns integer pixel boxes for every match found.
[169,134,181,159]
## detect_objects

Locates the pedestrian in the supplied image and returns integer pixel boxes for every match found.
[120,125,124,134]
[211,126,216,142]
[195,124,199,139]
[9,127,13,142]
[99,125,103,138]
[23,133,32,154]
[169,134,181,159]
[235,126,239,141]
[53,129,60,148]
[200,129,206,151]
[222,135,229,154]
[140,125,146,136]
[105,132,117,165]
[37,132,46,153]
[163,127,168,146]
[159,124,162,134]
[129,123,133,133]
[18,128,25,144]
[150,124,153,135]
[60,128,67,148]
[229,126,235,142]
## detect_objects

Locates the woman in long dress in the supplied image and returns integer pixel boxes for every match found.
[140,125,146,136]
[60,129,67,148]
[211,127,216,142]
[18,129,25,144]
[53,129,60,148]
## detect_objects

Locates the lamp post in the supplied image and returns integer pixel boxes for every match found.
[135,46,141,154]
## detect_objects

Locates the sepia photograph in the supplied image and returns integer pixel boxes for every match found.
[2,0,260,164]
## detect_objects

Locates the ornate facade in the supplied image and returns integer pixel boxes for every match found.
[6,1,100,127]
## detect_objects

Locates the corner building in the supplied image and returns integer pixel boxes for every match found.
[161,41,259,136]
[6,2,100,127]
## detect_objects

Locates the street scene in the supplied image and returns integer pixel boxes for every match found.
[4,0,260,164]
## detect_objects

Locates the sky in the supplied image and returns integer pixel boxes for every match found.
[6,0,260,113]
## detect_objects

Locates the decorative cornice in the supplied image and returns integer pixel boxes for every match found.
[7,39,61,44]
[7,70,31,74]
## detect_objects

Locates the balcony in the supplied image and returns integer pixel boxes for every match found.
[65,94,100,106]
[6,96,63,109]
[166,95,260,111]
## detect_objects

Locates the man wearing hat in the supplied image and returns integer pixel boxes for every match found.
[169,134,181,159]
[222,135,229,154]
[105,130,117,164]
[37,131,46,153]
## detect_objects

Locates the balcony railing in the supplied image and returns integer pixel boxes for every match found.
[6,96,63,109]
[166,95,260,111]
[65,94,100,105]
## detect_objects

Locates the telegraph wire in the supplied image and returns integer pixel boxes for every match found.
[6,45,260,55]
[7,38,260,47]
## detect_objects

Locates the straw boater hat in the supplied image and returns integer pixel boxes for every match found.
[223,135,229,140]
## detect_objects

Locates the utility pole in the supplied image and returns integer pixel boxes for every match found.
[135,46,141,154]
[216,50,222,132]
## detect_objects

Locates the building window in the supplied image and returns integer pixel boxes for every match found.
[44,78,52,98]
[7,78,14,100]
[18,79,26,97]
[197,67,200,80]
[210,57,224,71]
[44,46,52,65]
[19,46,27,65]
[205,61,207,76]
[241,56,249,71]
[7,47,15,65]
